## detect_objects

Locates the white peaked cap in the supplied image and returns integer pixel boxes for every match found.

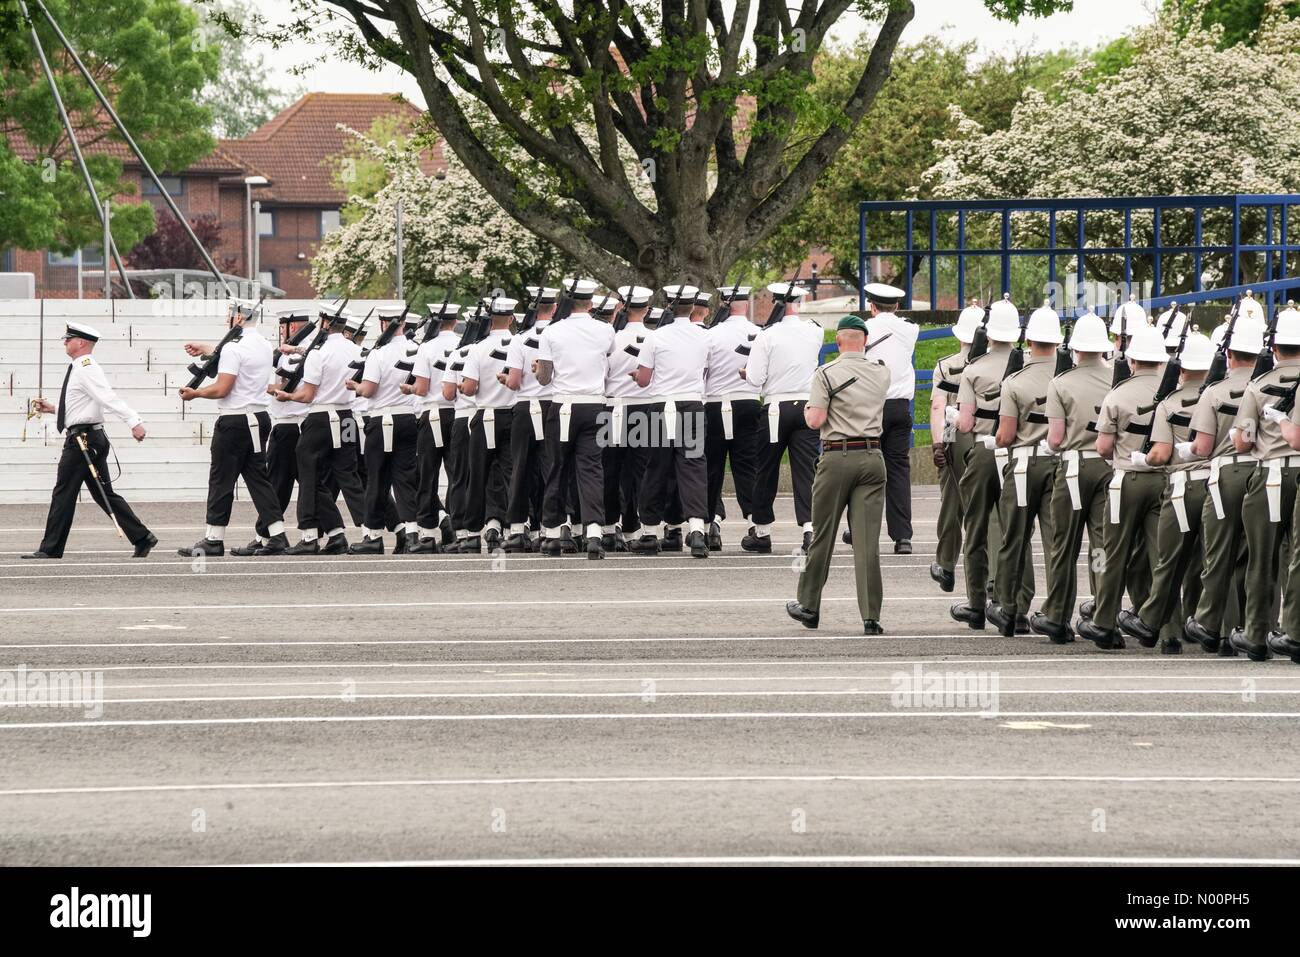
[488,298,519,315]
[952,305,985,345]
[230,298,262,322]
[1179,332,1215,371]
[716,285,752,300]
[526,286,560,302]
[1069,313,1111,353]
[986,295,1021,343]
[767,282,810,301]
[1126,325,1168,363]
[663,284,701,302]
[617,285,654,306]
[64,321,102,342]
[1025,302,1063,344]
[563,278,600,298]
[377,305,410,321]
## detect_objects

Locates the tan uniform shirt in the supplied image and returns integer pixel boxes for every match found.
[933,351,967,443]
[1190,366,1252,459]
[998,355,1054,446]
[1149,381,1202,473]
[957,346,1012,437]
[1235,359,1300,461]
[809,352,892,441]
[1098,370,1160,473]
[1046,359,1112,453]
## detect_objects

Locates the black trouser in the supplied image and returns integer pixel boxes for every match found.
[542,401,605,529]
[264,422,301,531]
[295,410,365,535]
[362,413,419,532]
[39,427,150,557]
[705,398,762,523]
[507,399,550,528]
[445,416,472,531]
[206,411,284,533]
[752,399,819,526]
[602,403,643,534]
[416,407,455,531]
[466,407,514,532]
[639,401,709,527]
[881,397,913,542]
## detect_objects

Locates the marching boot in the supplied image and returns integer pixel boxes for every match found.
[949,603,985,630]
[439,516,456,547]
[132,533,158,558]
[688,530,709,559]
[984,602,1015,638]
[929,563,955,592]
[484,527,503,550]
[662,528,684,552]
[601,533,617,552]
[1183,617,1222,653]
[347,536,384,556]
[255,533,289,556]
[229,540,263,557]
[408,536,439,554]
[559,525,578,553]
[320,533,349,556]
[740,528,772,553]
[21,551,58,559]
[503,533,531,553]
[1117,608,1158,648]
[841,527,852,545]
[1076,618,1123,650]
[393,532,409,555]
[1228,629,1271,662]
[628,535,661,555]
[1267,630,1300,662]
[539,538,563,557]
[177,539,224,558]
[785,601,820,630]
[1160,636,1183,655]
[460,535,483,555]
[1029,612,1073,644]
[1015,614,1031,635]
[587,536,605,561]
[285,538,321,556]
[614,530,630,552]
[707,522,723,552]
[863,620,885,636]
[894,539,912,555]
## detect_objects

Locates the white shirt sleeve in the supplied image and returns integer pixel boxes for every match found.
[85,360,142,429]
[638,330,658,371]
[216,343,241,378]
[362,350,384,386]
[303,349,325,387]
[413,346,432,381]
[504,337,526,373]
[461,343,482,383]
[537,328,556,365]
[746,331,771,390]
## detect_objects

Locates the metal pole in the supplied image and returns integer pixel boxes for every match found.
[395,198,404,299]
[246,181,254,283]
[102,200,111,300]
[252,201,261,285]
[76,248,83,300]
[33,0,229,298]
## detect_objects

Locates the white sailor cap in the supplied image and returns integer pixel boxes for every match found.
[593,294,621,315]
[716,285,752,301]
[694,290,713,307]
[344,313,368,333]
[229,298,262,321]
[63,321,101,342]
[864,282,906,307]
[767,281,811,302]
[428,301,461,319]
[377,305,411,322]
[320,301,351,321]
[276,310,311,324]
[663,284,701,303]
[488,297,519,316]
[526,286,561,304]
[563,278,600,299]
[647,307,667,323]
[616,285,654,307]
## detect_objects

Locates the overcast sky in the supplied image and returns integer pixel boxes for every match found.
[252,1,1158,102]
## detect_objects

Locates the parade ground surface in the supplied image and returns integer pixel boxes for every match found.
[2,487,1298,867]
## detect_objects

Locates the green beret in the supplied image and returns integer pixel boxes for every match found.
[836,315,868,334]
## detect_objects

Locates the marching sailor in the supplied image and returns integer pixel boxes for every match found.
[503,287,558,552]
[404,301,461,552]
[863,282,920,554]
[441,311,482,553]
[462,297,518,550]
[263,310,313,543]
[600,285,655,552]
[24,322,156,560]
[704,285,762,551]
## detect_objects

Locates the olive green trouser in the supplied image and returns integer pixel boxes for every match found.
[958,442,1032,610]
[1277,472,1300,642]
[993,453,1056,618]
[934,430,974,573]
[1193,462,1254,637]
[1240,465,1299,646]
[1039,456,1110,626]
[797,448,886,621]
[1137,478,1206,640]
[1093,470,1165,632]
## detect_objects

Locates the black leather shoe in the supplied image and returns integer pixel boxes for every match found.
[1077,617,1122,650]
[841,528,852,545]
[587,536,605,560]
[255,533,289,556]
[688,530,709,559]
[503,533,530,553]
[404,531,421,553]
[1015,614,1030,635]
[662,528,684,552]
[285,538,320,555]
[628,535,661,555]
[985,602,1015,638]
[614,531,630,552]
[559,526,578,553]
[894,539,912,555]
[1184,617,1221,653]
[1160,636,1183,655]
[393,533,408,555]
[439,516,456,547]
[929,563,955,592]
[320,534,348,556]
[1029,612,1073,644]
[539,539,563,556]
[1267,630,1300,661]
[229,539,261,557]
[20,551,58,559]
[801,531,813,554]
[484,528,503,550]
[785,600,819,630]
[1229,630,1271,662]
[1078,599,1096,621]
[740,529,772,553]
[1219,629,1240,657]
[601,533,617,551]
[707,522,722,551]
[132,532,158,558]
[177,539,223,557]
[460,536,482,555]
[950,603,985,630]
[409,537,439,554]
[1117,608,1158,648]
[863,620,885,636]
[347,537,384,555]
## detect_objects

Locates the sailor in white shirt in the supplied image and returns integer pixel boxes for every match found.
[704,285,762,550]
[177,298,289,557]
[864,282,921,553]
[630,285,711,559]
[600,285,655,551]
[402,302,462,552]
[441,306,484,552]
[462,297,519,549]
[502,287,558,552]
[744,281,823,553]
[265,310,315,543]
[273,307,368,555]
[535,277,616,559]
[26,322,156,561]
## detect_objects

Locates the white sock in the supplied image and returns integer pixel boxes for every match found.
[327,527,344,539]
[586,522,602,539]
[688,517,706,534]
[756,524,772,538]
[301,530,319,543]
[205,525,225,541]
[487,519,502,533]
[510,523,527,535]
[405,522,418,535]
[438,510,449,524]
[544,526,562,540]
[601,525,617,535]
[419,526,435,539]
[648,523,663,538]
[457,530,468,540]
[713,514,724,526]
[802,522,814,534]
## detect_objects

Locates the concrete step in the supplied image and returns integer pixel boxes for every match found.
[0,420,209,445]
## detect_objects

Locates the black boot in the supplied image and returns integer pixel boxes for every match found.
[1184,617,1221,653]
[503,533,530,553]
[484,527,503,550]
[409,537,439,554]
[1077,617,1122,650]
[929,563,955,592]
[949,603,985,630]
[285,538,320,555]
[1229,629,1271,662]
[439,516,456,547]
[707,522,723,552]
[1117,608,1158,648]
[662,528,684,552]
[460,535,482,555]
[320,533,348,555]
[984,602,1015,638]
[229,539,262,557]
[347,536,384,555]
[894,539,912,555]
[863,620,885,636]
[255,533,289,556]
[841,527,852,545]
[177,538,224,557]
[688,530,709,559]
[628,535,661,555]
[785,601,819,630]
[587,535,605,560]
[741,528,772,553]
[1029,612,1073,644]
[539,538,563,556]
[132,532,158,558]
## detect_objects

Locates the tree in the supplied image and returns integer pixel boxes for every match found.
[250,0,1071,290]
[195,0,303,138]
[0,0,220,257]
[1173,0,1300,47]
[126,210,236,272]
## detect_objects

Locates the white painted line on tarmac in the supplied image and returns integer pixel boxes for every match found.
[241,854,1300,867]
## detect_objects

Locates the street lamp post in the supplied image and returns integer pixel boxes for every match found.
[244,175,268,294]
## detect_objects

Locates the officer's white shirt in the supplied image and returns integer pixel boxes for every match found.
[865,311,919,400]
[536,312,614,396]
[606,321,653,401]
[215,325,272,412]
[302,333,356,408]
[705,314,761,399]
[413,329,460,410]
[442,345,478,413]
[504,320,553,400]
[362,337,411,410]
[59,353,142,429]
[463,329,516,409]
[745,315,822,396]
[639,319,708,398]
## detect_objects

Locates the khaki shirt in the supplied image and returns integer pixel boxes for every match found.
[933,350,967,442]
[998,356,1054,446]
[1235,358,1300,461]
[1190,366,1252,459]
[1046,359,1112,453]
[1149,382,1202,473]
[1098,370,1160,472]
[809,352,891,441]
[957,346,1012,437]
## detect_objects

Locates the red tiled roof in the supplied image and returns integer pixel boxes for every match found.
[3,129,246,175]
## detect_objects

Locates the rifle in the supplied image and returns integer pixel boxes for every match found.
[553,278,576,323]
[1152,302,1188,402]
[184,293,268,389]
[1202,294,1242,392]
[346,308,379,382]
[1004,310,1027,378]
[612,296,631,333]
[1055,314,1075,376]
[708,276,747,329]
[1112,300,1133,387]
[762,269,802,332]
[278,322,331,393]
[1253,301,1286,379]
[521,284,547,332]
[967,298,992,362]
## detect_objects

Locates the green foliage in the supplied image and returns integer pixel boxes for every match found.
[193,0,302,139]
[1177,0,1300,47]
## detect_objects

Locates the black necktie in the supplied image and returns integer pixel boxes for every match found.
[56,364,71,434]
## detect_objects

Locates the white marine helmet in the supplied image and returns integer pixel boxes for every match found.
[1239,291,1265,328]
[1109,297,1149,336]
[952,304,985,345]
[1179,332,1214,371]
[1228,323,1265,355]
[1126,325,1169,363]
[1274,304,1300,346]
[1160,310,1190,347]
[1155,304,1187,339]
[1068,313,1111,353]
[1025,301,1063,344]
[986,295,1021,343]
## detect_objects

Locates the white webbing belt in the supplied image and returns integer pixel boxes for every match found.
[1061,449,1103,511]
[1207,454,1252,520]
[308,403,349,449]
[372,405,411,453]
[220,406,266,454]
[1108,470,1125,525]
[1010,446,1036,507]
[476,407,510,450]
[994,446,1009,491]
[552,394,605,442]
[765,393,809,443]
[707,392,758,441]
[1169,468,1211,533]
[656,393,702,443]
[425,407,445,448]
[1267,459,1284,523]
[529,398,544,441]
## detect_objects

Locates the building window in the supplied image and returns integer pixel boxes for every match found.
[142,175,185,196]
[258,270,277,290]
[257,210,276,237]
[321,209,341,236]
[47,245,105,267]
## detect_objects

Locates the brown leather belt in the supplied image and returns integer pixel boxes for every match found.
[823,438,881,451]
